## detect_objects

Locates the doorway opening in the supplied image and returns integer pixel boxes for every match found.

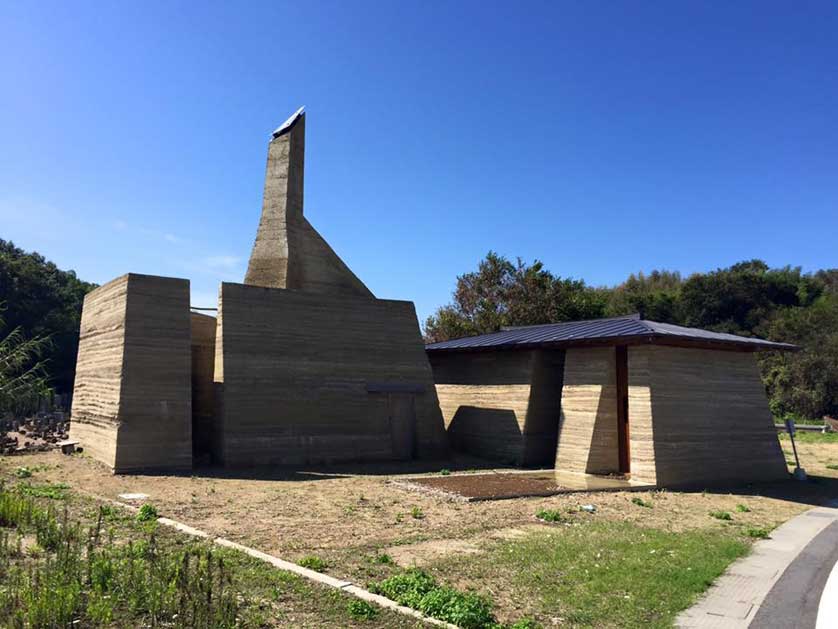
[615,346,630,475]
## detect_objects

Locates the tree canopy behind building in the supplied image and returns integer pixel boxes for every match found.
[0,239,97,395]
[425,252,838,422]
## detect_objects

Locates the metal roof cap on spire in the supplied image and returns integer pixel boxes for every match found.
[271,106,305,140]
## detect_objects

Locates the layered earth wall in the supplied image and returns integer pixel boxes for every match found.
[70,273,192,472]
[213,282,448,467]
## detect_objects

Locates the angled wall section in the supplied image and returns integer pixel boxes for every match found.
[213,282,447,467]
[636,345,787,486]
[70,273,192,473]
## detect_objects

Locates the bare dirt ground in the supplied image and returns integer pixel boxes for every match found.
[4,436,837,589]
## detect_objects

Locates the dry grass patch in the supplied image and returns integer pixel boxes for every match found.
[4,436,837,626]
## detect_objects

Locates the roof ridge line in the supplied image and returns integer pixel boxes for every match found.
[501,313,642,331]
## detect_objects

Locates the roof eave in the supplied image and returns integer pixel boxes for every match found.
[425,333,800,354]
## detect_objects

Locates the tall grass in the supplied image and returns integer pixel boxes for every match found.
[0,485,241,627]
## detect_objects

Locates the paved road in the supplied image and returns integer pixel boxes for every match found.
[749,519,838,628]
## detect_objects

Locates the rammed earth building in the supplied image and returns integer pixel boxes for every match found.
[70,109,448,472]
[425,315,796,487]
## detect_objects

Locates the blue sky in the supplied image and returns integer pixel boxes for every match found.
[1,1,836,323]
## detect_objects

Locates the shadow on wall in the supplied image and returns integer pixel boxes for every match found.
[555,346,621,476]
[448,406,523,466]
[586,385,620,474]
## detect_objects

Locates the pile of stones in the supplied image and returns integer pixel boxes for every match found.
[0,412,70,455]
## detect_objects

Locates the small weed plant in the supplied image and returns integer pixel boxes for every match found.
[535,509,567,523]
[136,503,158,522]
[13,467,32,479]
[744,527,770,539]
[631,497,653,508]
[439,469,451,476]
[411,506,425,520]
[735,504,751,513]
[375,552,394,565]
[710,510,732,521]
[347,599,378,620]
[298,555,328,572]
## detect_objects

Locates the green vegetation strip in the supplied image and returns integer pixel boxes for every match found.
[780,431,838,444]
[429,520,749,629]
[0,483,419,627]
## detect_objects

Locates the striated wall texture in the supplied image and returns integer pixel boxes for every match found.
[213,282,447,467]
[70,273,192,473]
[629,345,787,486]
[430,349,564,466]
[555,347,620,475]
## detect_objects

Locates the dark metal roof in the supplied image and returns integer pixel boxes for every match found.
[425,314,798,353]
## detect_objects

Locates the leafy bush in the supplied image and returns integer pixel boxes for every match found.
[136,504,158,522]
[371,569,436,608]
[298,555,328,572]
[535,509,567,523]
[417,586,494,628]
[347,599,378,620]
[370,568,498,628]
[710,511,732,521]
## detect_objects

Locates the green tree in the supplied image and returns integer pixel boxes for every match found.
[679,260,820,335]
[424,252,605,342]
[0,240,96,393]
[605,270,684,322]
[758,294,838,420]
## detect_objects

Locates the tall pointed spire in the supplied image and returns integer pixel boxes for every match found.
[244,107,306,288]
[244,109,373,297]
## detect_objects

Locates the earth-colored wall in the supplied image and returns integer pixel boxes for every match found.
[629,345,787,486]
[213,282,447,467]
[430,349,564,466]
[70,273,192,473]
[555,347,620,475]
[69,275,129,468]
